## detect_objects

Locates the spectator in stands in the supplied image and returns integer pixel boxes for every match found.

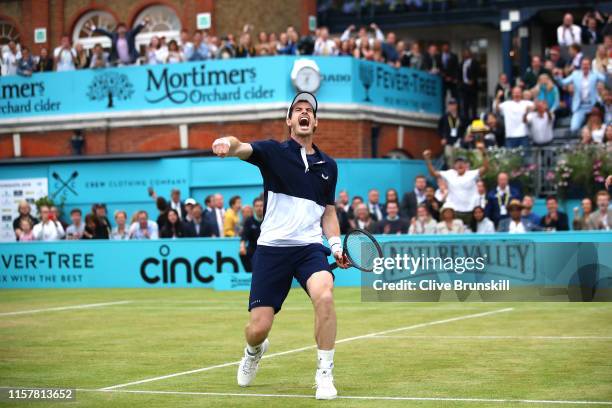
[525,100,555,146]
[469,206,495,234]
[129,210,158,239]
[495,86,534,148]
[146,36,167,64]
[337,190,350,213]
[405,42,424,70]
[351,203,377,233]
[185,204,215,238]
[13,200,38,239]
[32,205,65,241]
[189,30,211,61]
[347,195,363,220]
[484,112,505,147]
[462,119,494,148]
[401,175,427,219]
[423,43,440,75]
[559,59,606,133]
[438,99,466,157]
[592,44,609,74]
[155,197,169,230]
[2,40,21,76]
[566,44,583,73]
[183,198,196,222]
[382,31,399,66]
[459,49,479,120]
[166,189,186,220]
[111,210,129,240]
[582,13,602,45]
[236,30,256,58]
[408,204,437,235]
[522,56,551,89]
[160,209,187,238]
[540,196,569,231]
[424,186,442,221]
[17,47,34,77]
[485,172,521,227]
[424,144,488,226]
[532,73,560,113]
[497,199,538,233]
[82,214,106,239]
[314,26,337,56]
[366,189,384,222]
[605,124,612,145]
[494,73,512,104]
[376,202,407,234]
[239,205,253,235]
[166,40,184,63]
[89,43,109,68]
[90,19,149,65]
[557,13,582,46]
[74,43,89,69]
[223,195,242,237]
[581,126,594,144]
[434,176,448,203]
[34,47,53,72]
[53,35,76,71]
[436,204,465,234]
[548,46,566,69]
[240,197,264,272]
[92,204,111,239]
[584,107,606,143]
[50,206,67,230]
[383,188,400,214]
[440,42,459,102]
[587,190,611,230]
[572,197,594,230]
[474,180,487,209]
[179,29,194,59]
[65,208,85,239]
[17,219,35,242]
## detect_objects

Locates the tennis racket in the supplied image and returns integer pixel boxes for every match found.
[329,228,383,272]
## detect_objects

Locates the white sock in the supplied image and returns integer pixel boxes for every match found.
[317,348,335,370]
[246,341,264,355]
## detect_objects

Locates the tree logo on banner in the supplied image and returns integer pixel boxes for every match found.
[87,72,134,108]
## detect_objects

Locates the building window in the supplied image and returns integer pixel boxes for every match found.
[0,18,20,45]
[133,5,182,50]
[73,10,117,49]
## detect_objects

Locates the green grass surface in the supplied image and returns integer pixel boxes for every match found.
[0,288,611,407]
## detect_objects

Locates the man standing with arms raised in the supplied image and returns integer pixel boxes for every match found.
[212,92,349,400]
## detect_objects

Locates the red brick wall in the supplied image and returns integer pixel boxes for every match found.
[1,119,440,159]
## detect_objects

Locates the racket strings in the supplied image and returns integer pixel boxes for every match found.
[345,232,381,272]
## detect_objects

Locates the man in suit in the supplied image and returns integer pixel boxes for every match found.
[401,175,427,220]
[366,189,384,222]
[581,15,601,45]
[587,190,611,230]
[485,172,522,227]
[558,58,606,132]
[168,188,187,220]
[184,204,215,237]
[437,99,466,159]
[440,42,459,106]
[91,19,149,65]
[540,196,569,231]
[459,49,479,120]
[422,44,441,75]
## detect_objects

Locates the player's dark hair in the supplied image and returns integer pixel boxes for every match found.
[546,195,558,203]
[253,197,263,205]
[70,208,82,215]
[229,195,241,207]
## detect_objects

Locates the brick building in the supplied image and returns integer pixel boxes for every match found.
[0,0,440,160]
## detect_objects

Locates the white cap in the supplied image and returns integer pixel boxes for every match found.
[185,198,197,206]
[287,91,318,120]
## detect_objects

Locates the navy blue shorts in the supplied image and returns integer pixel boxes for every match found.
[249,243,333,314]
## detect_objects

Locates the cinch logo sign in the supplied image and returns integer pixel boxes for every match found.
[139,245,240,285]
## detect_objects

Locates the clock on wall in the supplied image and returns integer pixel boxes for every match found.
[290,59,321,93]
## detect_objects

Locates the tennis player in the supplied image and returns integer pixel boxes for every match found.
[212,91,349,400]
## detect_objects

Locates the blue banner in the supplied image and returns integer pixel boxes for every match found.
[0,56,442,120]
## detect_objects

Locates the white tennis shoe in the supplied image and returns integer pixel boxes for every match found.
[315,368,337,400]
[237,338,269,387]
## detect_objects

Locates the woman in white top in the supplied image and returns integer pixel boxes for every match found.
[436,204,465,234]
[32,205,65,241]
[468,206,495,234]
[409,204,437,235]
[110,210,129,240]
[146,36,166,65]
[166,40,184,64]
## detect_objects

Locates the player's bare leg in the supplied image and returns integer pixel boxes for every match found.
[307,271,338,400]
[237,306,274,387]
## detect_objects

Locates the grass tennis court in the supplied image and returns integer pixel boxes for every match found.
[1,288,611,407]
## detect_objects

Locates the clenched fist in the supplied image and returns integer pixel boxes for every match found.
[212,138,231,158]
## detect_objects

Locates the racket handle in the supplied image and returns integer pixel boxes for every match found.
[328,262,338,270]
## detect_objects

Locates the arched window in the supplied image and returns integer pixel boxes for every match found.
[0,18,20,46]
[133,5,181,50]
[73,10,117,49]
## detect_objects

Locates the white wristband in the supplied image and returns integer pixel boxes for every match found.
[328,236,342,254]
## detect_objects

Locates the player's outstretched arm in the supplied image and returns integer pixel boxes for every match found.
[212,136,253,160]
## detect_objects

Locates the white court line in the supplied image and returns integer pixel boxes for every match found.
[77,388,612,406]
[371,335,612,340]
[100,307,513,390]
[0,301,133,317]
